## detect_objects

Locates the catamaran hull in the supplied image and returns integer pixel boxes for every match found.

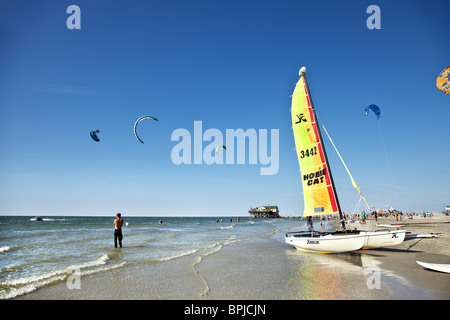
[416,261,450,274]
[362,230,406,249]
[285,231,366,253]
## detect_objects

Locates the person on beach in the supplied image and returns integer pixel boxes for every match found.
[360,211,366,224]
[114,213,124,248]
[307,216,314,232]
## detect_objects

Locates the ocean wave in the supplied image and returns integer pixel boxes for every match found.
[69,254,110,270]
[79,261,126,277]
[218,225,233,230]
[3,254,110,287]
[147,236,237,264]
[0,253,125,300]
[166,228,186,232]
[28,218,66,222]
[155,249,198,262]
[198,235,236,257]
[0,273,67,300]
[0,246,10,253]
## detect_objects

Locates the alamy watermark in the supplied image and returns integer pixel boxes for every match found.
[366,5,381,30]
[66,267,81,290]
[366,265,381,290]
[171,121,279,175]
[66,5,81,30]
[66,5,381,31]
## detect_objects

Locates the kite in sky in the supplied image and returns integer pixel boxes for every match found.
[134,115,158,144]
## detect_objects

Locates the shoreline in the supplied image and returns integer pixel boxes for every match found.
[10,215,450,300]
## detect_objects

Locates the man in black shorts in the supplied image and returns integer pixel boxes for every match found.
[114,213,124,248]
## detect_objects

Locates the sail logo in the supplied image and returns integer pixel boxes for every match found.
[303,168,327,186]
[171,121,279,175]
[295,113,307,124]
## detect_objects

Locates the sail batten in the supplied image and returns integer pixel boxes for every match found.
[291,72,341,218]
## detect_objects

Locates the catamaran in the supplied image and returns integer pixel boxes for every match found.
[284,67,405,253]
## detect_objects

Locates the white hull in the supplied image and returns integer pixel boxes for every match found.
[285,231,366,253]
[362,230,406,249]
[416,261,450,273]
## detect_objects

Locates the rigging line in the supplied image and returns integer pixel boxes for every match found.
[100,140,152,212]
[321,123,371,211]
[376,121,400,210]
[352,195,362,215]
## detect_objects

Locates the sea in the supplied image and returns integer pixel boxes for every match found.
[0,215,310,300]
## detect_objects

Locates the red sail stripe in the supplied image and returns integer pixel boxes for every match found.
[303,83,311,107]
[322,163,338,212]
[308,108,315,124]
[312,122,320,143]
[317,142,325,163]
[328,185,338,212]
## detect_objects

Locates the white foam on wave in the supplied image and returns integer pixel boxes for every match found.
[0,253,125,300]
[0,273,67,300]
[0,246,10,253]
[28,218,66,221]
[156,249,198,262]
[3,254,110,287]
[72,254,109,269]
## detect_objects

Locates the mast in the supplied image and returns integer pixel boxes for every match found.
[300,69,346,230]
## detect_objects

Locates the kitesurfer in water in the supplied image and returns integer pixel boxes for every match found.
[114,213,124,248]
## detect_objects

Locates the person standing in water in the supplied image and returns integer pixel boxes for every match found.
[114,213,124,248]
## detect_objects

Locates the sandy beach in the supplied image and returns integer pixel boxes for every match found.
[356,214,450,299]
[11,214,449,300]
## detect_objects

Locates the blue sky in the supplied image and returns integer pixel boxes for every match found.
[0,0,449,216]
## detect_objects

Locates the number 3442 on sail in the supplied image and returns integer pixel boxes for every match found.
[299,146,317,158]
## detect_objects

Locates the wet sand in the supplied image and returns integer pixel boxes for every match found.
[14,215,449,300]
[354,215,450,299]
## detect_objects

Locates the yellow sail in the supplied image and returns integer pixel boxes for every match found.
[291,72,339,217]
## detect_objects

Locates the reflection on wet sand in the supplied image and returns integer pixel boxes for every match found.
[284,249,392,299]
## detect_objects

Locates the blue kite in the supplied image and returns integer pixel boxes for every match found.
[90,129,100,142]
[364,104,381,119]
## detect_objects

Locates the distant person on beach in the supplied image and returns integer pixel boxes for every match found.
[114,213,124,248]
[360,211,366,224]
[307,216,313,232]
